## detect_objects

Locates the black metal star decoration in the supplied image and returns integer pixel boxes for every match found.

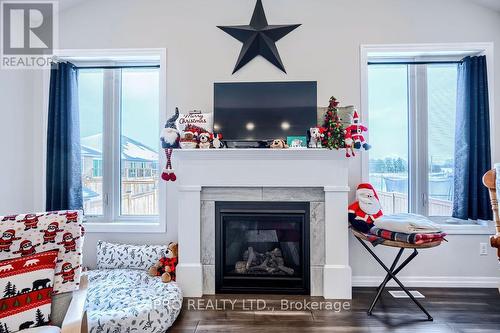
[217,0,301,74]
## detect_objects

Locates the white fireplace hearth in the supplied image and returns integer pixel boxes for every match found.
[172,149,351,299]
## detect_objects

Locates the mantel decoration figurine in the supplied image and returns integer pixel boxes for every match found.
[308,97,372,157]
[160,108,180,182]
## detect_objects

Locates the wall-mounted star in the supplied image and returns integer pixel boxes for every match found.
[217,0,301,74]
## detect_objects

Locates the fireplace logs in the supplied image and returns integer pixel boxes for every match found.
[234,247,295,275]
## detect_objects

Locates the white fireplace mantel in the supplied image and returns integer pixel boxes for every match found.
[172,149,352,299]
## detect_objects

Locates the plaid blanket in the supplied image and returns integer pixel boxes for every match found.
[368,226,446,245]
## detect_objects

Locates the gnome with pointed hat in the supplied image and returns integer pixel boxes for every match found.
[344,110,371,151]
[160,108,181,182]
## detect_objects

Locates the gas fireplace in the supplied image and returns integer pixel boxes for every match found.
[215,201,310,294]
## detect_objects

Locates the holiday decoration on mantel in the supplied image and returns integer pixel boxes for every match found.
[321,97,345,150]
[217,0,301,74]
[269,139,288,149]
[160,108,181,182]
[345,110,371,152]
[308,127,325,148]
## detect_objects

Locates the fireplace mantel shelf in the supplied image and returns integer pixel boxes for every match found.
[174,148,348,160]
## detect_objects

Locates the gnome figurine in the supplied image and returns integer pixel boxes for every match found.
[160,108,180,182]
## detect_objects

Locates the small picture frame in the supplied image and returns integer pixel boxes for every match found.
[287,136,308,149]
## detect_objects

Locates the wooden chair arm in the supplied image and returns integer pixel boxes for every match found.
[483,169,500,259]
[61,273,88,333]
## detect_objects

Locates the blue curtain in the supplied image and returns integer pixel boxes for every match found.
[453,56,492,221]
[46,62,83,211]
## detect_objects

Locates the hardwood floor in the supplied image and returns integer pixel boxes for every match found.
[169,288,500,332]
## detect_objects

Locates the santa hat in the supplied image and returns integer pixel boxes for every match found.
[62,232,72,239]
[49,222,59,228]
[356,183,379,200]
[20,240,31,248]
[353,110,360,123]
[3,229,15,236]
[62,262,72,270]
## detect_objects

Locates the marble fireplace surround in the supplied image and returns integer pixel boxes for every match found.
[201,187,325,295]
[173,149,351,299]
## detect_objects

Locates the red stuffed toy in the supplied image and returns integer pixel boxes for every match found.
[348,183,383,233]
[148,242,178,282]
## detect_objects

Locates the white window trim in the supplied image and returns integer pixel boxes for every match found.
[42,48,167,233]
[360,43,495,235]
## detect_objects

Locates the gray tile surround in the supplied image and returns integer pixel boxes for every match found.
[200,187,325,295]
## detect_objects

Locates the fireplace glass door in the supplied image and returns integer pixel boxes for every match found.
[215,202,310,294]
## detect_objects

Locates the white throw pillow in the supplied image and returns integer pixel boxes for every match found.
[96,241,168,270]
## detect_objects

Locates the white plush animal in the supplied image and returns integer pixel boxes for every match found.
[309,127,324,148]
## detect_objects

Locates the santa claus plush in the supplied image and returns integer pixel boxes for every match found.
[348,183,383,233]
[344,111,371,151]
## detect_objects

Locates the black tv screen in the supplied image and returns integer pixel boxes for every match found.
[214,81,317,141]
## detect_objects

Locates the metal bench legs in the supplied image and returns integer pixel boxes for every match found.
[356,237,433,321]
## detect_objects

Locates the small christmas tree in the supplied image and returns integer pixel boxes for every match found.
[3,282,12,298]
[321,97,345,150]
[35,309,46,326]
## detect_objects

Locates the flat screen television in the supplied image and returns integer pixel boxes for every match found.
[214,81,317,142]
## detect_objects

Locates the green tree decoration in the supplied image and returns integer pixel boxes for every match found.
[321,97,345,150]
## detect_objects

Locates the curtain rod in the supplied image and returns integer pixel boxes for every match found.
[74,65,160,70]
[368,61,462,65]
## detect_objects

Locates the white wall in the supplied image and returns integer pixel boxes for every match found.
[2,0,499,285]
[0,70,37,214]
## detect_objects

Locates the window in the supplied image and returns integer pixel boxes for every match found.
[368,60,458,219]
[78,65,160,221]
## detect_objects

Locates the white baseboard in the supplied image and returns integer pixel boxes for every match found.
[352,276,500,288]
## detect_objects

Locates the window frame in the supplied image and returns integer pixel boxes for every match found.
[44,49,167,233]
[360,43,495,234]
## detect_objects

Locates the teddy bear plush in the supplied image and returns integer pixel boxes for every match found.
[270,139,288,149]
[148,242,178,283]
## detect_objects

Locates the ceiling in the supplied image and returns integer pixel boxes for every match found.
[470,0,500,12]
[58,0,500,13]
[58,0,86,11]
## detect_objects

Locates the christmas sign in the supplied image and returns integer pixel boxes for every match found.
[177,110,213,134]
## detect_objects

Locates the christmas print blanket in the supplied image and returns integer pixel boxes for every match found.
[0,211,84,294]
[369,227,447,245]
[0,250,59,333]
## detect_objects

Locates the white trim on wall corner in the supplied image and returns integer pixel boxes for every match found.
[353,275,500,288]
